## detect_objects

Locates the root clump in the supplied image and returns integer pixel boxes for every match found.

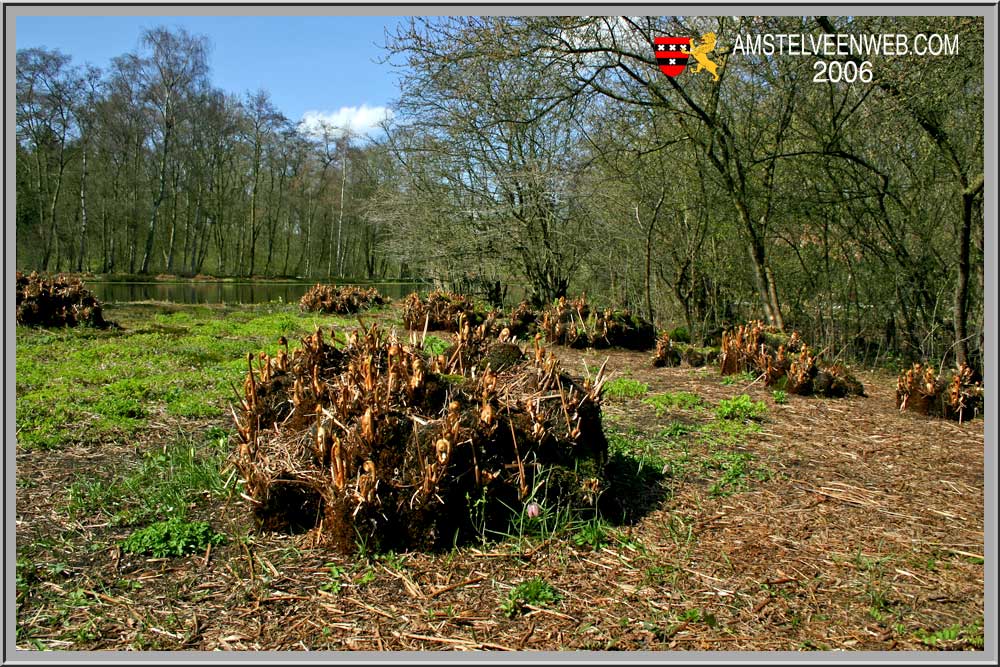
[401,291,486,332]
[896,362,983,422]
[540,295,655,351]
[719,320,865,398]
[232,320,610,553]
[299,284,388,314]
[16,271,116,329]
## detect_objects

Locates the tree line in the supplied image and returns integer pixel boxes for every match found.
[16,27,395,284]
[16,16,984,369]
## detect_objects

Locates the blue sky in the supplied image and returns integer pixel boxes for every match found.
[14,14,408,136]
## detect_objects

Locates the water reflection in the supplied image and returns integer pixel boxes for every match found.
[89,281,428,305]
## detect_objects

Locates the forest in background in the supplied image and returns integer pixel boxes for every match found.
[15,15,985,370]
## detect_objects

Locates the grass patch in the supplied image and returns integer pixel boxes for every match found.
[603,377,649,400]
[65,426,233,526]
[715,394,768,422]
[643,391,704,415]
[16,302,325,451]
[721,371,757,386]
[606,428,671,474]
[484,468,579,546]
[698,418,762,444]
[701,450,771,496]
[771,389,788,404]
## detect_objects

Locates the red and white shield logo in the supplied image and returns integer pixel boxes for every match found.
[653,37,691,78]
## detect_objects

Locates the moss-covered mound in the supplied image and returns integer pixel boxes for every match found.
[15,271,115,329]
[651,332,720,368]
[719,320,864,398]
[896,362,983,422]
[232,321,610,553]
[299,284,388,314]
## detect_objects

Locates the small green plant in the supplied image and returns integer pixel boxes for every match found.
[501,577,560,618]
[644,391,703,414]
[603,377,649,400]
[715,394,767,421]
[721,371,757,386]
[771,389,788,404]
[376,550,406,571]
[466,487,489,543]
[914,623,983,648]
[662,422,693,437]
[678,608,701,622]
[571,518,608,549]
[642,565,671,586]
[121,516,225,558]
[320,563,346,594]
[355,567,377,587]
[421,335,450,358]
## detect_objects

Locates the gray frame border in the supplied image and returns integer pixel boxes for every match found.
[5,2,996,665]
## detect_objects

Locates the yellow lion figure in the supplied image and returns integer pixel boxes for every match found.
[690,32,721,82]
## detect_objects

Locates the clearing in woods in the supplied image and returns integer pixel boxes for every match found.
[14,301,985,652]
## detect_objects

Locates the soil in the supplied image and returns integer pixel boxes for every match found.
[14,344,985,652]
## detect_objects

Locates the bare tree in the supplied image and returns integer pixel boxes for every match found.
[137,26,210,275]
[16,48,80,270]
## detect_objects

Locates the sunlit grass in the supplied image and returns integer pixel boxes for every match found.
[14,302,343,450]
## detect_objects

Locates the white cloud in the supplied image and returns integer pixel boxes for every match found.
[298,105,394,138]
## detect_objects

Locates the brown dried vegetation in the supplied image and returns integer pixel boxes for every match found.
[652,334,721,369]
[14,342,984,652]
[298,283,389,314]
[506,301,539,340]
[401,291,486,332]
[14,303,984,652]
[15,271,115,329]
[651,332,682,368]
[896,362,983,422]
[232,321,610,552]
[720,321,865,398]
[540,295,655,351]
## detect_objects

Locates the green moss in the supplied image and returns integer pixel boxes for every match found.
[668,326,690,343]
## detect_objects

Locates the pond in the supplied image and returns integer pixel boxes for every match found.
[88,280,429,305]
